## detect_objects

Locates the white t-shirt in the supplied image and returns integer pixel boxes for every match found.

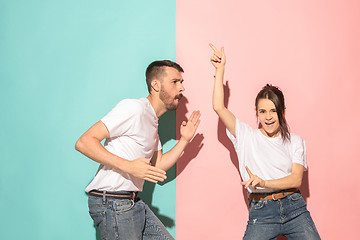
[226,118,307,193]
[85,98,162,192]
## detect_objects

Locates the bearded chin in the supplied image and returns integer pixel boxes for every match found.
[166,102,178,111]
[159,89,179,111]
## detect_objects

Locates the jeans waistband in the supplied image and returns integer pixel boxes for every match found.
[248,188,299,201]
[89,190,139,200]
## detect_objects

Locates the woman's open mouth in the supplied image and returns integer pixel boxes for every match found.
[265,121,275,126]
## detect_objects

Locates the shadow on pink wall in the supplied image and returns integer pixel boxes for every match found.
[176,96,205,177]
[217,81,249,206]
[140,111,178,229]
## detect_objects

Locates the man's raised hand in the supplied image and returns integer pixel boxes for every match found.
[180,110,201,143]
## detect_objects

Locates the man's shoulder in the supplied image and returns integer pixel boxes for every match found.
[114,98,147,112]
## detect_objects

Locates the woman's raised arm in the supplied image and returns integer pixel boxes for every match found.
[210,44,236,136]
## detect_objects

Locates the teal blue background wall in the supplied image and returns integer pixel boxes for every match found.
[0,1,176,239]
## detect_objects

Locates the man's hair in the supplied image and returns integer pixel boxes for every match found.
[255,84,290,142]
[145,60,184,93]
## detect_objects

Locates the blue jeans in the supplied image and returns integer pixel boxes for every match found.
[88,193,174,240]
[243,192,321,240]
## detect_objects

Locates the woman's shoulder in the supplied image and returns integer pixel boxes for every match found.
[290,133,304,140]
[289,133,305,146]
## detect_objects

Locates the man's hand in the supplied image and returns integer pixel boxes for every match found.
[127,157,167,183]
[241,166,266,189]
[209,43,226,69]
[180,110,201,143]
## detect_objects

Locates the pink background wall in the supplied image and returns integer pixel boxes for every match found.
[176,1,360,239]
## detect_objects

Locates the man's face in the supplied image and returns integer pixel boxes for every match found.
[159,67,185,110]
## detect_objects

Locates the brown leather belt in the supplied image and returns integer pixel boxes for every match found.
[248,188,298,201]
[89,190,139,199]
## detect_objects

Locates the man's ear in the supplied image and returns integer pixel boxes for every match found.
[151,79,160,92]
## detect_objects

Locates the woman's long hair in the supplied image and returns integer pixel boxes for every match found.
[255,84,290,142]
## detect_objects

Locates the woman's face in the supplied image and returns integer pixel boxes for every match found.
[257,98,280,138]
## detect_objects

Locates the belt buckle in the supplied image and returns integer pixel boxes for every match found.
[272,193,276,200]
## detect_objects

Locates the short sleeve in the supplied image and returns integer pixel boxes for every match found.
[226,118,253,151]
[291,135,307,170]
[101,99,142,138]
[156,135,162,151]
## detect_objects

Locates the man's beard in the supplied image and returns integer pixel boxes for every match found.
[159,89,183,111]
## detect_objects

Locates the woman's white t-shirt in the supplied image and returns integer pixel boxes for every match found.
[226,118,307,193]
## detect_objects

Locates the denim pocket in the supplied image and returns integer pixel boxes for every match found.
[113,199,135,213]
[249,200,266,210]
[88,196,108,227]
[89,209,106,227]
[289,192,303,201]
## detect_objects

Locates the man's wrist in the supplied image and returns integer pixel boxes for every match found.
[115,157,131,172]
[179,136,190,144]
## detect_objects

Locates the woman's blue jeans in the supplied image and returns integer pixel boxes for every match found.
[243,192,321,240]
[88,194,174,240]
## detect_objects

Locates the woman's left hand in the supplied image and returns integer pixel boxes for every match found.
[241,166,266,189]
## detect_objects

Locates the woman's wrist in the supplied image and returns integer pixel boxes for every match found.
[215,66,225,73]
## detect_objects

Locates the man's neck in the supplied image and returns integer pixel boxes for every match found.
[147,95,167,118]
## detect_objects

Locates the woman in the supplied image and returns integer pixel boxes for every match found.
[210,44,320,240]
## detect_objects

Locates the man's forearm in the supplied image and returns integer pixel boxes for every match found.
[75,136,131,171]
[155,137,189,171]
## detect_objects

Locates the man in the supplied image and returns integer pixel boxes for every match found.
[75,60,200,240]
